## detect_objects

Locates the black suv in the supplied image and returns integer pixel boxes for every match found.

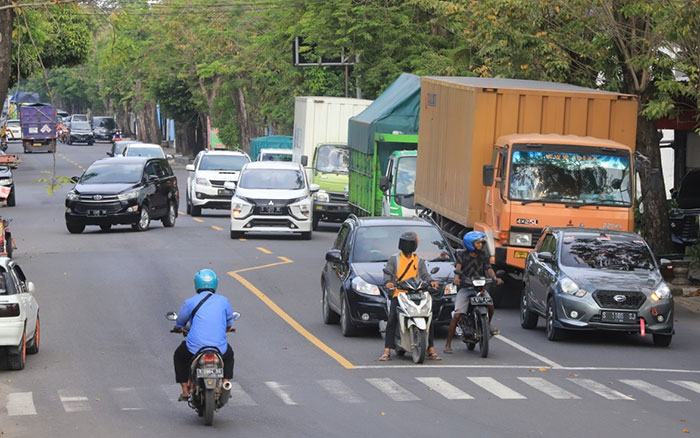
[92,116,117,142]
[322,215,457,336]
[65,157,179,233]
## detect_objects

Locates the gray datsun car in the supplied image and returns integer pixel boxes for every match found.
[520,227,674,346]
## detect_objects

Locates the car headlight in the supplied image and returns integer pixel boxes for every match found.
[352,276,380,296]
[650,283,672,301]
[232,202,244,218]
[560,277,586,297]
[66,191,79,201]
[117,190,139,201]
[509,232,532,246]
[195,177,210,186]
[0,178,13,185]
[444,283,457,295]
[314,191,329,202]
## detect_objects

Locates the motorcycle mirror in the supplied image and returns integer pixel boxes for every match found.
[232,312,241,321]
[430,266,440,275]
[165,312,178,321]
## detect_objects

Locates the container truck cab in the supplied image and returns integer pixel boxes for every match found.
[380,150,417,217]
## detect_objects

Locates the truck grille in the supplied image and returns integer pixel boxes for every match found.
[593,290,646,310]
[329,192,348,203]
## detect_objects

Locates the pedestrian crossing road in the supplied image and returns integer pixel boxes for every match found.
[4,375,700,417]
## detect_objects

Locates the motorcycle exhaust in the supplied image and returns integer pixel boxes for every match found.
[222,381,232,391]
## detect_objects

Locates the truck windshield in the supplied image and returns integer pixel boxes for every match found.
[239,169,305,190]
[260,152,292,162]
[200,155,249,171]
[509,146,632,206]
[315,145,349,173]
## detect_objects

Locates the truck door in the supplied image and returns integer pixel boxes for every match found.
[382,157,395,216]
[486,147,507,238]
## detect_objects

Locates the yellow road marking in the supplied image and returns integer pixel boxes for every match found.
[57,153,85,171]
[239,238,247,241]
[211,225,223,231]
[178,211,186,216]
[192,218,204,223]
[256,247,272,254]
[228,257,355,370]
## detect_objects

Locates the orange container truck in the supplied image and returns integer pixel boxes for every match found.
[416,77,639,273]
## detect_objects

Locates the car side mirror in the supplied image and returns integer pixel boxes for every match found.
[106,152,113,157]
[223,181,236,191]
[70,176,79,184]
[309,183,320,193]
[482,165,495,186]
[147,174,159,182]
[537,252,553,263]
[26,281,36,294]
[325,249,342,263]
[165,312,178,321]
[185,164,195,172]
[301,155,309,167]
[659,258,672,269]
[166,154,174,160]
[379,176,391,193]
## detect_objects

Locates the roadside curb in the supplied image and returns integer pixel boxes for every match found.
[675,294,700,315]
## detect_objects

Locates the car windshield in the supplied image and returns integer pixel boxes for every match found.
[352,225,453,263]
[7,120,19,127]
[200,155,249,171]
[125,147,164,158]
[315,145,349,173]
[93,118,116,129]
[72,122,91,130]
[560,234,655,270]
[72,115,88,122]
[238,169,305,190]
[509,146,632,207]
[81,163,143,184]
[260,152,292,162]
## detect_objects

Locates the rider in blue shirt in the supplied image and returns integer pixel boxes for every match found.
[173,269,235,401]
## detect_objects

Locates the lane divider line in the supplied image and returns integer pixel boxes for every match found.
[192,218,204,223]
[57,153,85,171]
[495,334,562,369]
[256,247,272,254]
[211,225,223,231]
[178,211,186,216]
[228,257,355,370]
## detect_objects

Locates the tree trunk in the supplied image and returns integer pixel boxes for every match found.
[174,114,206,157]
[0,2,14,113]
[232,85,262,154]
[139,99,161,145]
[636,114,673,255]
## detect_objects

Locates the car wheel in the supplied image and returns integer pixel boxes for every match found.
[545,296,564,341]
[186,192,192,215]
[27,315,39,355]
[191,204,201,217]
[99,224,111,232]
[133,204,151,231]
[67,138,72,145]
[87,141,94,146]
[520,285,538,329]
[230,230,243,239]
[6,188,15,207]
[312,214,320,231]
[652,333,672,347]
[7,328,26,370]
[162,202,177,228]
[340,294,358,337]
[66,223,85,234]
[300,231,312,240]
[322,278,340,325]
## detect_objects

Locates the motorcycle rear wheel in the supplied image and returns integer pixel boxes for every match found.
[203,388,215,426]
[410,326,426,364]
[478,313,489,358]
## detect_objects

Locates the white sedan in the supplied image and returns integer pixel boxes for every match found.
[0,258,39,370]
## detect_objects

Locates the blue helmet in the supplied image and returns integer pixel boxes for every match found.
[194,269,218,293]
[463,231,487,252]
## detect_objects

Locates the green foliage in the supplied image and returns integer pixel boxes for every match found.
[33,171,75,195]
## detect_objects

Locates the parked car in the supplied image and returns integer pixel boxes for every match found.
[65,157,179,233]
[67,121,94,145]
[122,143,168,159]
[224,161,318,239]
[92,116,117,142]
[321,215,457,336]
[107,140,141,157]
[185,149,250,216]
[3,119,21,141]
[520,227,674,346]
[257,148,293,162]
[0,257,40,370]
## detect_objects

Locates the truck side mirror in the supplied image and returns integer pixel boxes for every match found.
[301,155,308,167]
[379,176,391,193]
[482,165,495,186]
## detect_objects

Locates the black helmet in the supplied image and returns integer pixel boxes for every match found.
[398,232,418,254]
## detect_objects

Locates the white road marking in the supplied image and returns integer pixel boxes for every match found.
[619,379,689,402]
[6,392,37,416]
[468,377,526,400]
[111,387,145,411]
[669,380,700,394]
[495,335,563,368]
[518,377,580,400]
[265,381,298,405]
[58,389,91,412]
[366,378,420,402]
[568,378,634,400]
[416,377,473,400]
[354,364,700,373]
[228,382,257,406]
[318,379,364,403]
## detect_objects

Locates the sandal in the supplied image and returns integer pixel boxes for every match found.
[378,353,391,361]
[428,352,442,361]
[443,347,453,354]
[177,394,190,402]
[490,327,500,336]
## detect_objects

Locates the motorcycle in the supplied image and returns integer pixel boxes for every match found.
[453,270,494,358]
[379,278,434,364]
[166,311,240,426]
[0,135,7,152]
[112,130,122,144]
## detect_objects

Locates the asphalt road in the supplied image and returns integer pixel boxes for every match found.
[1,140,700,438]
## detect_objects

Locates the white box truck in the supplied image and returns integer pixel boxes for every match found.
[293,96,372,229]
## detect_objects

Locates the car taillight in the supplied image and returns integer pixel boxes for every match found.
[0,303,20,317]
[202,353,218,364]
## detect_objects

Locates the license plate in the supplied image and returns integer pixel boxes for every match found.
[600,310,636,323]
[218,189,232,196]
[196,368,223,378]
[87,210,107,216]
[470,296,493,305]
[261,206,281,213]
[33,143,42,146]
[407,293,424,300]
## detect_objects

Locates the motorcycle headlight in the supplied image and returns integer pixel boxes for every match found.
[509,232,532,246]
[314,191,329,203]
[352,276,380,296]
[195,177,210,186]
[650,283,672,301]
[117,190,139,201]
[472,279,486,287]
[560,277,586,297]
[66,191,79,201]
[444,283,457,295]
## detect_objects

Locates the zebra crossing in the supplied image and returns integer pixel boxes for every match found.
[4,375,700,416]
